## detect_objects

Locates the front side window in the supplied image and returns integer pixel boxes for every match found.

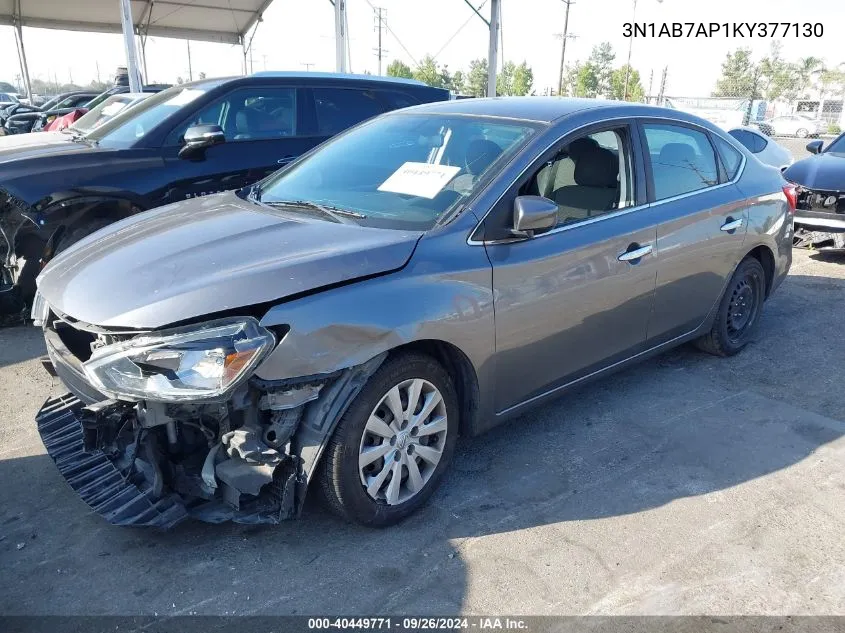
[256,113,538,231]
[166,87,297,145]
[521,127,634,226]
[313,88,384,136]
[643,123,719,200]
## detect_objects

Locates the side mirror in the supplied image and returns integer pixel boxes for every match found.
[511,195,558,238]
[806,139,824,154]
[179,124,225,159]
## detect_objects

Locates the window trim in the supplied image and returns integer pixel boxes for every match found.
[468,114,746,246]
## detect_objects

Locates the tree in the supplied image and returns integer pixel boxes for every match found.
[795,56,825,98]
[610,65,644,101]
[496,61,515,96]
[451,70,466,94]
[386,59,413,79]
[560,62,582,96]
[412,55,450,89]
[758,41,798,101]
[817,67,845,101]
[574,43,616,98]
[465,58,489,97]
[712,48,762,98]
[512,62,534,96]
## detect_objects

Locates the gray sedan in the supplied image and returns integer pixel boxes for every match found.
[32,98,794,528]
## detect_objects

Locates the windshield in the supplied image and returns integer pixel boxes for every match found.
[71,95,147,134]
[256,113,538,230]
[86,85,211,147]
[824,134,845,155]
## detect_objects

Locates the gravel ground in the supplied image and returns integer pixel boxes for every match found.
[1,248,844,617]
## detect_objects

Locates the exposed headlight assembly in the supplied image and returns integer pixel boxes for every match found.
[83,317,275,402]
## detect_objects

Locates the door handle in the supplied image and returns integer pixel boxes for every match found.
[720,218,743,233]
[618,243,653,262]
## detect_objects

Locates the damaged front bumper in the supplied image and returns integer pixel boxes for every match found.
[36,351,386,528]
[793,188,845,249]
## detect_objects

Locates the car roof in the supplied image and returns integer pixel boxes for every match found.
[400,96,718,125]
[250,71,429,87]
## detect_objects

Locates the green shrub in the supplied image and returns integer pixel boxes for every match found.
[828,123,841,135]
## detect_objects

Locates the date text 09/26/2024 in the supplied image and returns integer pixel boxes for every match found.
[307,617,528,630]
[623,22,823,38]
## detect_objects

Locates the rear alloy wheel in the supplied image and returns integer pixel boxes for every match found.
[796,128,809,138]
[695,257,765,357]
[318,353,458,526]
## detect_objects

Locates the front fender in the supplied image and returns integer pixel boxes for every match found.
[254,227,495,416]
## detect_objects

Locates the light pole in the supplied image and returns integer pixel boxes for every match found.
[623,0,662,100]
[557,0,574,96]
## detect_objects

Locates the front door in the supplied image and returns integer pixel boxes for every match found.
[639,121,749,345]
[481,123,661,413]
[156,86,314,206]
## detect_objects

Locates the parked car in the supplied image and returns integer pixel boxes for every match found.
[748,120,774,136]
[31,98,793,528]
[2,91,99,134]
[0,92,19,105]
[784,133,845,248]
[63,93,152,135]
[0,73,450,320]
[764,114,825,138]
[728,126,793,171]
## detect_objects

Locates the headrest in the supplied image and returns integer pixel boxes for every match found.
[658,142,697,165]
[574,146,618,188]
[567,136,600,160]
[465,139,503,175]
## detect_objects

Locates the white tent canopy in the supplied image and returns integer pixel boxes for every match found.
[1,0,274,98]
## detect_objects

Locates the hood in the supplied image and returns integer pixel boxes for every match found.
[783,153,845,192]
[0,131,68,151]
[37,191,422,328]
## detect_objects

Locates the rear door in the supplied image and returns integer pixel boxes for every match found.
[299,86,387,149]
[157,85,314,205]
[640,120,748,345]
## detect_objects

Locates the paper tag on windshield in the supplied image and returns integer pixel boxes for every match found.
[377,162,461,199]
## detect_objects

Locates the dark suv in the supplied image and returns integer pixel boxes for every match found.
[0,72,450,318]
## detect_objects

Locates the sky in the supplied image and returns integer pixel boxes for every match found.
[1,0,843,97]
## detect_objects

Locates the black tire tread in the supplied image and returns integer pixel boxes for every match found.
[695,256,766,357]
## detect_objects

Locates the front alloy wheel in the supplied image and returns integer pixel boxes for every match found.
[319,352,458,526]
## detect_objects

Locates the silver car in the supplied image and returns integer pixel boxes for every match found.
[32,98,793,528]
[765,114,825,138]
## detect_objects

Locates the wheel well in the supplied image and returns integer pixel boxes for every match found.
[389,340,480,437]
[746,245,775,298]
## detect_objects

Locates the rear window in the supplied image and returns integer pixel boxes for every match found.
[379,90,420,111]
[313,88,385,136]
[713,135,743,180]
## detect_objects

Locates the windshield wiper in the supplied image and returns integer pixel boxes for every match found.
[260,199,367,223]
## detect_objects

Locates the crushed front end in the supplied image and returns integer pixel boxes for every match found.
[793,187,845,249]
[35,306,384,528]
[0,188,40,322]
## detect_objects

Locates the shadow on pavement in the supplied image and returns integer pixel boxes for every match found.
[0,323,45,369]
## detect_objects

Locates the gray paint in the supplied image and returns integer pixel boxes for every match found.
[36,99,792,437]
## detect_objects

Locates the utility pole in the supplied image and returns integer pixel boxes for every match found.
[487,0,500,97]
[334,0,348,73]
[657,65,667,106]
[373,7,387,75]
[623,0,637,100]
[187,41,193,82]
[557,0,574,96]
[647,68,653,102]
[301,63,315,72]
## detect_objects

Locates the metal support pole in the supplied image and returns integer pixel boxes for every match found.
[139,36,148,84]
[187,40,193,81]
[119,0,142,92]
[557,0,573,96]
[13,0,32,102]
[334,0,348,73]
[487,0,500,97]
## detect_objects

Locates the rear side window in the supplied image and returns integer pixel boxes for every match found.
[643,123,719,200]
[713,135,743,180]
[379,90,420,111]
[313,88,385,136]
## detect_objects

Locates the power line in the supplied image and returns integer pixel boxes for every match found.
[432,1,488,62]
[359,0,418,66]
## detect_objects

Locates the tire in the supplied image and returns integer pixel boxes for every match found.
[54,218,114,256]
[796,128,809,138]
[695,257,766,357]
[318,352,459,527]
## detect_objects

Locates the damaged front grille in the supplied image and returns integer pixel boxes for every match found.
[796,188,845,214]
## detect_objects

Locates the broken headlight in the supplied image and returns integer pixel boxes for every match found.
[83,317,275,402]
